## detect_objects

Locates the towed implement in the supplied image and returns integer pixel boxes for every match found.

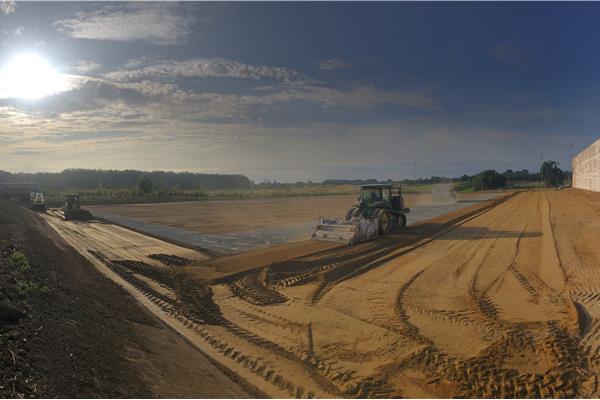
[63,193,94,220]
[313,183,409,245]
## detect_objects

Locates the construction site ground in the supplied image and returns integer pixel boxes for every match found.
[88,192,498,254]
[3,188,600,398]
[0,201,253,398]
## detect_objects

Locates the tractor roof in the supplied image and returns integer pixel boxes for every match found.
[359,183,401,189]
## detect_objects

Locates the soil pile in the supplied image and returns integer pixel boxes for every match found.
[0,200,249,398]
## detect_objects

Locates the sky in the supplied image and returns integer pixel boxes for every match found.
[0,1,599,182]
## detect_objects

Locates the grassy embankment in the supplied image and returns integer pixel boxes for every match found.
[44,181,545,206]
[44,183,436,206]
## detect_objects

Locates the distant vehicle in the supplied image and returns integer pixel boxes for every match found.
[312,183,410,245]
[63,193,94,220]
[29,191,46,211]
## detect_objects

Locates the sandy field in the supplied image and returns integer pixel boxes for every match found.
[89,192,498,254]
[89,195,361,234]
[88,193,449,234]
[38,189,600,398]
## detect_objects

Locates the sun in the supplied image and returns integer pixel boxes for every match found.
[0,54,67,100]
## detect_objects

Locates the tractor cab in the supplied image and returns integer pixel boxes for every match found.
[359,185,388,203]
[64,193,81,211]
[358,184,405,211]
[62,193,94,220]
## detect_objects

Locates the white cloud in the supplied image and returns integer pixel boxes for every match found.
[106,57,309,84]
[0,0,15,15]
[102,58,435,111]
[54,4,196,45]
[317,58,351,71]
[72,60,101,74]
[263,85,437,111]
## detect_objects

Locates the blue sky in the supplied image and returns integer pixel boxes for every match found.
[0,1,598,181]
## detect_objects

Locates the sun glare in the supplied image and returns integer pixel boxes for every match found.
[0,54,67,100]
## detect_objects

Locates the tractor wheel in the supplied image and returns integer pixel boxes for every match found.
[397,214,407,230]
[345,207,355,221]
[377,209,392,235]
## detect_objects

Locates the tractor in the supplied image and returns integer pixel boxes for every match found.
[312,183,410,245]
[63,193,94,220]
[29,192,47,212]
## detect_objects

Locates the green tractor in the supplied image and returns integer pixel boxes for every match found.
[312,183,410,245]
[63,193,94,221]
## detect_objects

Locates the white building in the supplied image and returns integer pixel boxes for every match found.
[573,138,600,192]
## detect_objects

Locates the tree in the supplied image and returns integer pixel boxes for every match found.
[540,161,564,187]
[502,169,514,180]
[471,170,507,191]
[137,175,153,194]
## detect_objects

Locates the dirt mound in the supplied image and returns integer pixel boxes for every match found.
[149,253,193,266]
[0,200,151,398]
[0,200,250,398]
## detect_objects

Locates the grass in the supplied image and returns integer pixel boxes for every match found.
[42,181,516,206]
[44,184,422,206]
[6,250,37,297]
[15,279,37,297]
[8,250,30,273]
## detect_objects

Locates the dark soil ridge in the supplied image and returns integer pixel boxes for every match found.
[0,199,153,398]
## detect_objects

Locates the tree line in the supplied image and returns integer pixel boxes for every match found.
[462,162,568,190]
[0,169,252,192]
[0,161,568,195]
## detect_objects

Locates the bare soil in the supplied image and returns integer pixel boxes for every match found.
[88,193,439,235]
[12,188,600,398]
[0,200,250,398]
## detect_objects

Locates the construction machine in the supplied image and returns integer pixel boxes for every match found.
[312,183,410,245]
[29,192,46,211]
[63,193,93,220]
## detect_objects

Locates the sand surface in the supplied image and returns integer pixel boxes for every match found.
[41,189,600,398]
[89,192,498,254]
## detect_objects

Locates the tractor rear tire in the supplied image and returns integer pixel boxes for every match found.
[377,210,392,235]
[345,207,354,221]
[397,214,407,230]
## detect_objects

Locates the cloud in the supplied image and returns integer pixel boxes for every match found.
[275,85,437,111]
[317,58,351,71]
[489,42,528,69]
[0,0,15,15]
[106,57,310,84]
[72,60,101,74]
[1,25,23,37]
[0,79,156,114]
[54,3,197,45]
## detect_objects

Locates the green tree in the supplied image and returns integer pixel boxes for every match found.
[471,170,507,191]
[137,175,153,194]
[540,161,564,187]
